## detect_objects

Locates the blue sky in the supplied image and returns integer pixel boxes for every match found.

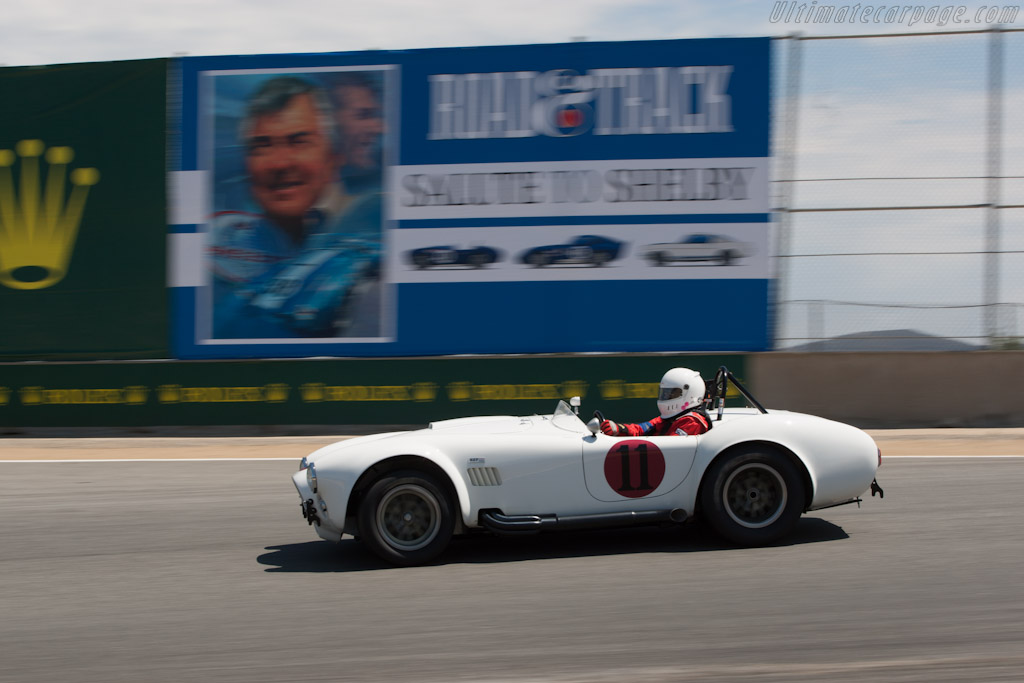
[0,0,1018,67]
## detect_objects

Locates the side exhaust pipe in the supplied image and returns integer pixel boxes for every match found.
[479,508,687,535]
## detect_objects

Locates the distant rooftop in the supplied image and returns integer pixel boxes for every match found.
[784,329,981,352]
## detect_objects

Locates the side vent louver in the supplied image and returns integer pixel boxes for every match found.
[468,467,502,486]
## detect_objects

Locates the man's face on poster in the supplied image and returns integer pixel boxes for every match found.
[245,93,338,222]
[336,85,384,172]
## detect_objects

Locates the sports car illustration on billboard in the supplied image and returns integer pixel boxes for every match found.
[248,236,379,335]
[641,233,756,266]
[292,367,884,566]
[519,234,624,267]
[408,245,502,269]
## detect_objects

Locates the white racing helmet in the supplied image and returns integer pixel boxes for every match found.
[656,367,706,419]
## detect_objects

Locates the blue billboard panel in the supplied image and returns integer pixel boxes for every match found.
[169,38,771,359]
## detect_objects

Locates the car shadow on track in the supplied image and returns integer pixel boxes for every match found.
[257,517,848,573]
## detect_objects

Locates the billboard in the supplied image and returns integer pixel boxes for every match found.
[0,59,168,360]
[170,39,771,359]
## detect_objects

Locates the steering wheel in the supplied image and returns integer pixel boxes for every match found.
[593,409,605,423]
[713,366,728,402]
[710,366,731,421]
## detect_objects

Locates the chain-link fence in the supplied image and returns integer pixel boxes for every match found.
[771,27,1024,350]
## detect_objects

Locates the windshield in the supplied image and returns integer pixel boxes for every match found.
[551,400,588,433]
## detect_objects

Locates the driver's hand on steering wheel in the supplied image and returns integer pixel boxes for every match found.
[600,420,622,436]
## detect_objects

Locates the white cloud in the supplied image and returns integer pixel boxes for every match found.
[4,0,1018,67]
[0,0,682,66]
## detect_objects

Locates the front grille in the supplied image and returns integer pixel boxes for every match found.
[467,466,502,486]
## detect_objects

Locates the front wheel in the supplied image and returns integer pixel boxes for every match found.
[701,447,804,546]
[358,469,455,566]
[526,252,549,267]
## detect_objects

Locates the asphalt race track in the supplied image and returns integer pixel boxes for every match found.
[2,448,1023,682]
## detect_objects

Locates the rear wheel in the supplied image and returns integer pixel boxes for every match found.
[701,447,804,546]
[358,469,455,566]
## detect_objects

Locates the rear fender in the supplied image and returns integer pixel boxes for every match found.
[695,440,815,515]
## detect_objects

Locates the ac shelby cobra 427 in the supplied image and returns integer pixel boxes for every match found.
[293,368,884,565]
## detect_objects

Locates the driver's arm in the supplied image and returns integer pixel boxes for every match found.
[601,416,665,437]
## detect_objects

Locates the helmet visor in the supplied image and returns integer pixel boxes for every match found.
[658,387,683,401]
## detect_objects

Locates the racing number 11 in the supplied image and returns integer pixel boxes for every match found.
[617,443,652,492]
[602,439,666,499]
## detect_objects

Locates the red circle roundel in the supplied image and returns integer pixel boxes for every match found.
[603,440,666,498]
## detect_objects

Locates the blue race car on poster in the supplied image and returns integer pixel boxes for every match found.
[519,234,624,267]
[408,245,502,269]
[248,236,379,336]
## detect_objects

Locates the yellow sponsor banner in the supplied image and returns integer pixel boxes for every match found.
[599,380,659,400]
[446,380,588,401]
[301,382,439,403]
[5,379,739,408]
[157,384,290,404]
[18,386,149,405]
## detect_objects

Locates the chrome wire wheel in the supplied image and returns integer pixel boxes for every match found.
[722,463,788,529]
[376,484,442,551]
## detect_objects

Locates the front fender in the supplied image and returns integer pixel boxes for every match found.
[304,431,475,533]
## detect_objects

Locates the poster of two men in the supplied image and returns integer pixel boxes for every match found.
[205,68,390,340]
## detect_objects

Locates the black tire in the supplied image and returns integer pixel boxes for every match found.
[527,252,548,267]
[719,250,734,266]
[701,447,804,546]
[357,469,455,566]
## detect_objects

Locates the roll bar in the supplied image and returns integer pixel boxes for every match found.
[709,366,768,420]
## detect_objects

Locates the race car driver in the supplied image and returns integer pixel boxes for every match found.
[601,367,712,437]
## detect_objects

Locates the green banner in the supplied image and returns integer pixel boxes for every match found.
[0,59,168,360]
[0,355,746,430]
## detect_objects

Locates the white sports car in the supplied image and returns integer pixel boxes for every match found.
[293,368,884,565]
[642,233,756,266]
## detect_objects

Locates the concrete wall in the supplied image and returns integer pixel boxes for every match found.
[748,352,1024,428]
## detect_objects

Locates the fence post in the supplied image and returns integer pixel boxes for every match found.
[985,26,1004,346]
[773,35,803,350]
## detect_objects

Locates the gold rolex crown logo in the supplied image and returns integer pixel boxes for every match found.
[0,140,99,290]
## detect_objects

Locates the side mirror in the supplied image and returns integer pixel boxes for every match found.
[586,417,601,435]
[569,396,581,415]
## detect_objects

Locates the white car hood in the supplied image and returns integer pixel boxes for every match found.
[428,415,537,434]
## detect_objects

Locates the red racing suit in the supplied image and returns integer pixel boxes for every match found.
[602,408,712,437]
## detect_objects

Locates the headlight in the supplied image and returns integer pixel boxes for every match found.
[306,462,318,493]
[299,456,309,471]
